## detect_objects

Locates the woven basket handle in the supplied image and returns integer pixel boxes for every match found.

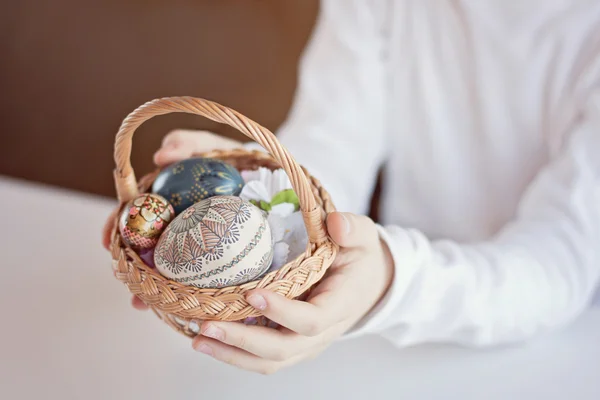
[114,96,327,245]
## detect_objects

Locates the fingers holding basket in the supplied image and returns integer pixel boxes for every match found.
[192,321,329,375]
[244,274,350,337]
[192,334,318,375]
[189,276,355,370]
[195,321,315,362]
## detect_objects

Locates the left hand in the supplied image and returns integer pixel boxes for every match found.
[191,211,395,375]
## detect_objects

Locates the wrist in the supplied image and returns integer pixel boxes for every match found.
[362,237,396,314]
[377,237,395,304]
[345,237,395,334]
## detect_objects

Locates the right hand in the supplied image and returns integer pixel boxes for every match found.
[102,129,242,310]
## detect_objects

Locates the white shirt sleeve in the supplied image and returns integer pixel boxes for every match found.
[246,0,388,215]
[348,85,600,347]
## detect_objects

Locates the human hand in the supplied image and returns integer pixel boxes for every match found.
[102,129,242,309]
[150,129,242,168]
[190,212,395,374]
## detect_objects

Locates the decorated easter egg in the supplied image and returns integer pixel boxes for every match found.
[152,157,244,214]
[118,193,175,250]
[154,196,273,288]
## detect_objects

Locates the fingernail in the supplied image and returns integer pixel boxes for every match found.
[202,324,225,341]
[247,294,267,310]
[340,213,351,234]
[196,343,213,356]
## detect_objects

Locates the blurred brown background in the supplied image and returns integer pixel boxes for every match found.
[0,0,318,199]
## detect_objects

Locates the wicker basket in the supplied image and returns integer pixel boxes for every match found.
[109,96,338,337]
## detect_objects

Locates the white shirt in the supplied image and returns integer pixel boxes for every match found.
[253,0,600,347]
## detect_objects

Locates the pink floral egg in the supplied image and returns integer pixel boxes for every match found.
[118,193,175,250]
[154,196,273,288]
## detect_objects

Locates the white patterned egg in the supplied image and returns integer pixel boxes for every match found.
[154,196,273,288]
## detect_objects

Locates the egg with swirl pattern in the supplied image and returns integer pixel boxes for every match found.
[152,157,244,214]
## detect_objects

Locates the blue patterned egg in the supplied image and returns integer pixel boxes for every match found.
[154,196,273,288]
[152,157,244,214]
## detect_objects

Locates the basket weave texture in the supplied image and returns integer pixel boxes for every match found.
[110,96,338,337]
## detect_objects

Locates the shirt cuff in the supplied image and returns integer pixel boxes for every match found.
[341,224,422,339]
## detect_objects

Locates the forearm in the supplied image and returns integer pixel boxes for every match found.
[347,120,600,347]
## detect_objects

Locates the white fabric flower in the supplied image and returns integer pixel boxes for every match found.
[283,211,309,260]
[265,210,308,272]
[240,167,292,203]
[241,168,308,272]
[267,213,290,270]
[270,203,295,218]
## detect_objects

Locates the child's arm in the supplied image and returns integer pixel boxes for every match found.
[343,20,600,347]
[350,104,600,346]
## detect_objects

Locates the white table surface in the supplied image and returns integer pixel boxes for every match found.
[0,175,598,400]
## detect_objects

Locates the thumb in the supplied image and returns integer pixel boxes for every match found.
[326,212,378,249]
